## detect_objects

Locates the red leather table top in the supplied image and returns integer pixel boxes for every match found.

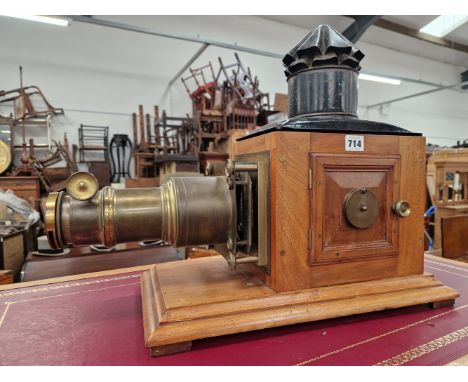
[0,255,466,365]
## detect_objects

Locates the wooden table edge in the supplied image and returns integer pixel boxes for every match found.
[425,253,468,268]
[0,263,156,291]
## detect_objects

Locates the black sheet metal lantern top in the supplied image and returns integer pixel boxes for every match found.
[283,24,364,79]
[239,24,421,140]
[285,24,364,118]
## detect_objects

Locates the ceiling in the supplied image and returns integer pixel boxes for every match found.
[260,15,468,68]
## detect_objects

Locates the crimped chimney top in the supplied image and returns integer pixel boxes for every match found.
[283,24,365,79]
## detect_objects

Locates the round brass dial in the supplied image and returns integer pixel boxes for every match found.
[66,172,99,201]
[344,188,379,229]
[0,141,12,175]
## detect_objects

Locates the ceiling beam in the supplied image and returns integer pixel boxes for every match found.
[342,16,381,43]
[346,16,468,54]
[366,79,468,109]
[168,43,210,87]
[68,15,465,98]
[67,15,283,59]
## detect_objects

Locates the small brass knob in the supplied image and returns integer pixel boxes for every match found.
[392,200,411,218]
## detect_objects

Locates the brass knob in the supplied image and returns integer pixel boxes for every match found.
[392,200,411,218]
[65,172,99,201]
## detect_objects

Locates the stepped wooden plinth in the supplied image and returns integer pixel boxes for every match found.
[141,256,459,356]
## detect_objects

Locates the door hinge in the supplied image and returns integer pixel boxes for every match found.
[308,167,312,190]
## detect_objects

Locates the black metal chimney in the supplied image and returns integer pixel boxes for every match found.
[284,24,364,118]
[239,24,420,141]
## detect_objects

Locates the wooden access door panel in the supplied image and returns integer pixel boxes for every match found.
[310,154,400,265]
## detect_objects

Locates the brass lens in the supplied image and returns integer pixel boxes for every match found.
[45,175,233,249]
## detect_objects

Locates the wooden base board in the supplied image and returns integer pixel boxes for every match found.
[141,256,459,356]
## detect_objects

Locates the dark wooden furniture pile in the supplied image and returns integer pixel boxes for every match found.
[132,105,198,179]
[181,54,271,155]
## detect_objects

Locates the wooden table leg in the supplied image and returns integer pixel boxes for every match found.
[431,299,455,309]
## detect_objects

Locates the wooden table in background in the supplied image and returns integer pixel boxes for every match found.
[21,243,181,282]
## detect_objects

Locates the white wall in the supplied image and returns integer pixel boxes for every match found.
[0,15,467,169]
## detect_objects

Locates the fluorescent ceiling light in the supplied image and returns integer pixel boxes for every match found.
[359,73,401,86]
[420,15,468,38]
[4,15,69,27]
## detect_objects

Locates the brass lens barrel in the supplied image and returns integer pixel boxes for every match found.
[162,176,233,246]
[45,176,232,249]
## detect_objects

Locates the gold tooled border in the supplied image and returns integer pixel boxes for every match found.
[0,274,140,299]
[296,304,468,365]
[376,326,468,366]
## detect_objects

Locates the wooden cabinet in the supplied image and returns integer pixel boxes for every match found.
[435,204,468,249]
[427,148,468,249]
[234,132,426,292]
[0,176,40,206]
[441,215,468,259]
[0,230,25,281]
